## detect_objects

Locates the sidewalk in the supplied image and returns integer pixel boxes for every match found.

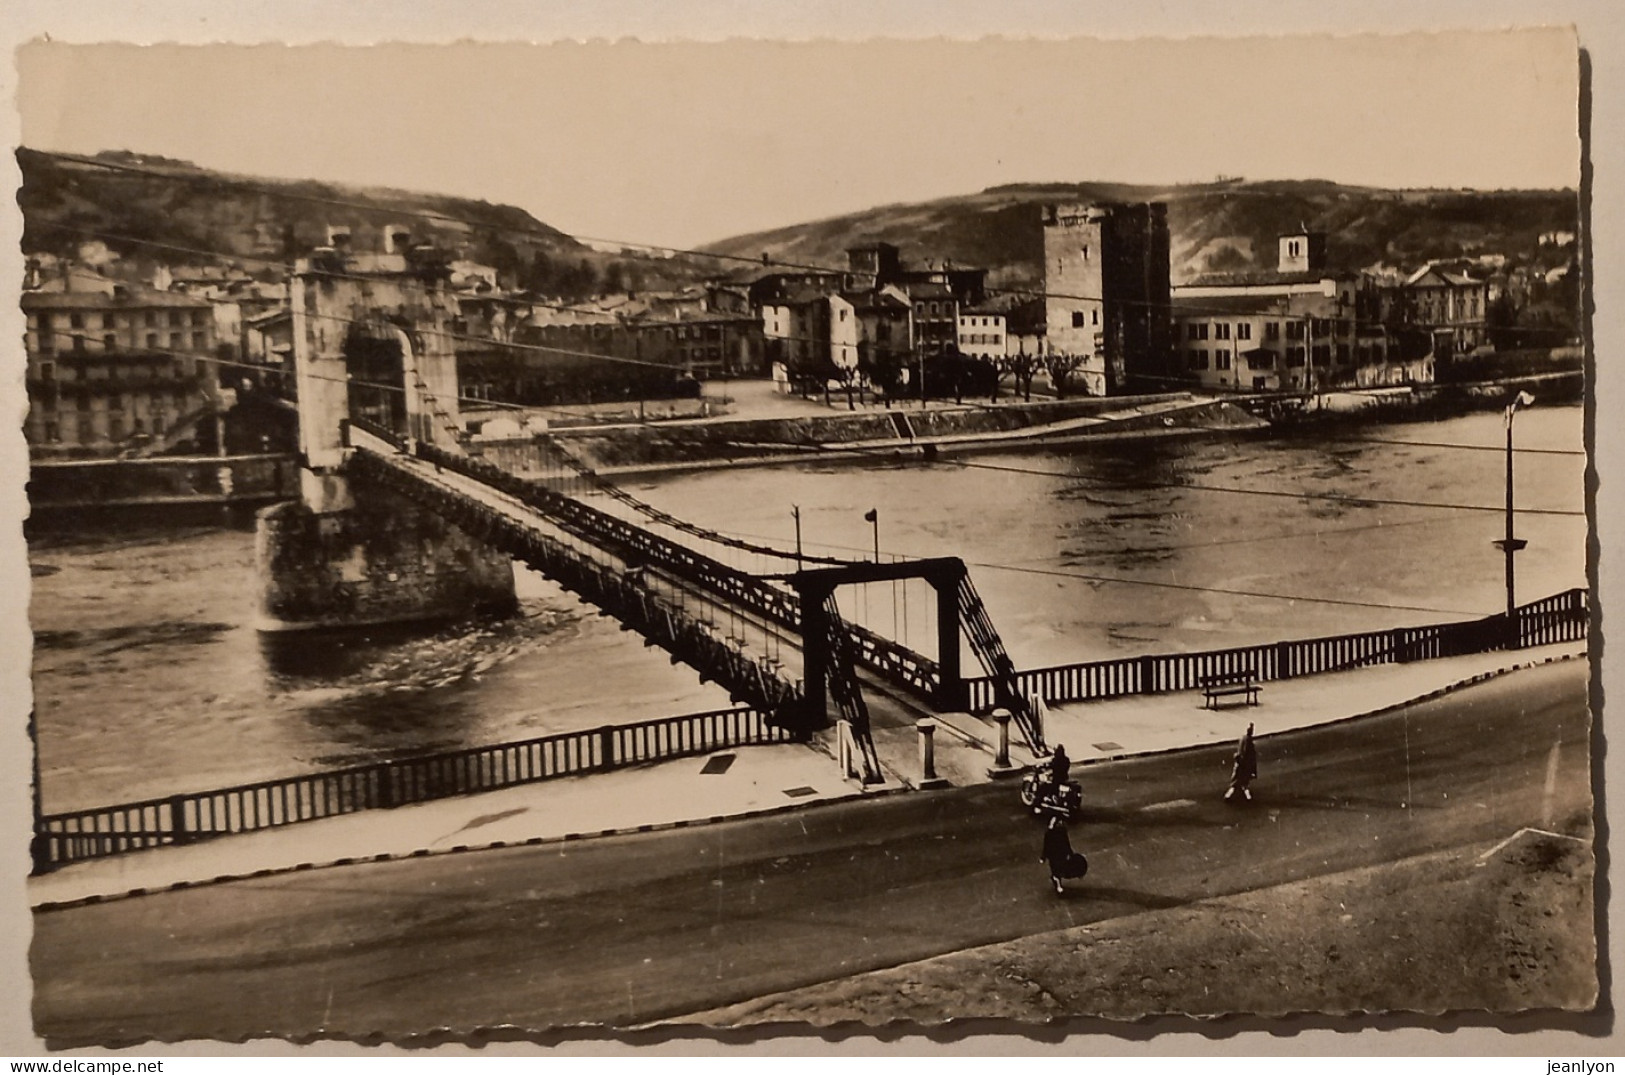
[931,641,1586,773]
[28,641,1584,909]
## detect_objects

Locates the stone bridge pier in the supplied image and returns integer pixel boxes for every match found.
[256,231,516,632]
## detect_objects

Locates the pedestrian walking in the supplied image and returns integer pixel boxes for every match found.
[1040,815,1088,896]
[1225,721,1259,803]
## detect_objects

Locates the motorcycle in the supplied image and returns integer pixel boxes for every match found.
[1020,768,1083,820]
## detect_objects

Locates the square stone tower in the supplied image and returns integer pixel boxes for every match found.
[1042,203,1172,395]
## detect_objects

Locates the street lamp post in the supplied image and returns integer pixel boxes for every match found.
[1494,391,1536,649]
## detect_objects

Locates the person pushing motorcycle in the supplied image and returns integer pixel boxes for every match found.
[1047,742,1071,787]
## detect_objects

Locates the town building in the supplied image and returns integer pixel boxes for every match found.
[758,283,833,380]
[1172,232,1401,391]
[903,279,961,358]
[23,283,220,457]
[1042,202,1173,396]
[844,242,903,291]
[24,258,118,296]
[1377,264,1490,362]
[479,298,766,408]
[751,243,987,395]
[843,287,913,376]
[957,292,1044,362]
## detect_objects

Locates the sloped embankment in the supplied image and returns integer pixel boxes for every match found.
[553,393,1260,473]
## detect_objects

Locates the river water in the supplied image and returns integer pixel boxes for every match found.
[28,406,1587,813]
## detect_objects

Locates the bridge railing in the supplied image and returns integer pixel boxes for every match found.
[34,705,793,872]
[395,441,942,699]
[965,588,1587,710]
[352,448,804,716]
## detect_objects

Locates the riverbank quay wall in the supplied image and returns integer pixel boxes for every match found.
[532,392,1237,472]
[27,453,299,513]
[965,587,1588,710]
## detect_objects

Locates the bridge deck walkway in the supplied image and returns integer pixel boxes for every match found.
[380,439,815,684]
[358,437,950,742]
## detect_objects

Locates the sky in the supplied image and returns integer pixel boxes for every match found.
[15,29,1582,250]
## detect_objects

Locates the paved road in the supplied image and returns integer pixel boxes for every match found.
[32,661,1590,1045]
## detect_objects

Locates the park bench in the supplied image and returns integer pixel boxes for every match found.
[1199,668,1260,710]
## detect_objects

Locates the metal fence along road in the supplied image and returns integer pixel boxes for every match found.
[965,588,1587,711]
[34,705,792,872]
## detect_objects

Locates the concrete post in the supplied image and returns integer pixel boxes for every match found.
[987,707,1019,779]
[1027,692,1048,750]
[916,719,949,789]
[836,719,856,780]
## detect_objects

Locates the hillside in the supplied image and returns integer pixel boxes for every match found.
[702,178,1581,287]
[16,148,703,296]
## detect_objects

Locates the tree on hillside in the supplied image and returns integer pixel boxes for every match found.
[522,250,555,294]
[557,258,600,300]
[485,238,524,287]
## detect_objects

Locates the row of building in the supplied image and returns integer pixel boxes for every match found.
[19,206,1498,457]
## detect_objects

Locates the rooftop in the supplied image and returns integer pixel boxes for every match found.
[1181,268,1358,289]
[901,280,955,301]
[1171,292,1298,317]
[22,288,213,311]
[1405,265,1483,289]
[837,290,910,312]
[961,292,1040,316]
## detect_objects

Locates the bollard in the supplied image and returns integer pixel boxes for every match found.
[916,719,949,789]
[987,707,1020,779]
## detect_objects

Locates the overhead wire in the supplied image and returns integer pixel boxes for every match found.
[964,560,1482,618]
[31,329,1574,618]
[31,311,1586,528]
[27,158,1588,601]
[31,149,1531,334]
[935,456,1586,518]
[1292,431,1585,457]
[35,219,1585,459]
[33,221,955,378]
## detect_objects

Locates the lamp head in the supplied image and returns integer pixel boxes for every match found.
[1505,390,1536,427]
